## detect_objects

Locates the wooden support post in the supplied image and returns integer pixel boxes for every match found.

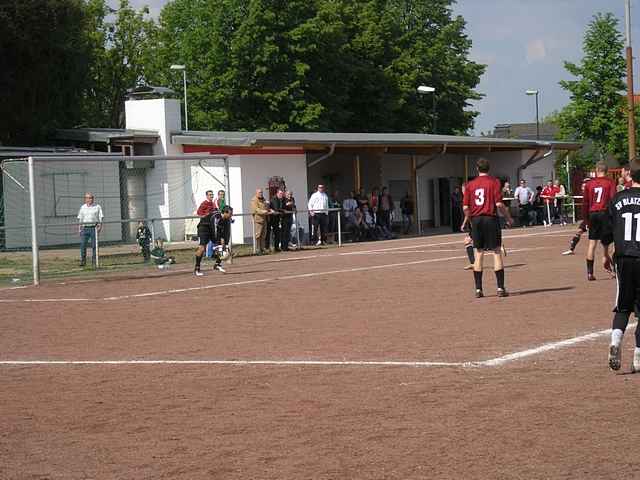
[354,154,361,192]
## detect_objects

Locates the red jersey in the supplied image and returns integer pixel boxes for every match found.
[541,185,556,204]
[463,175,502,217]
[582,176,616,216]
[196,199,215,216]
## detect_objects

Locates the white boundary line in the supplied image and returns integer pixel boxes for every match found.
[0,247,547,303]
[1,323,630,369]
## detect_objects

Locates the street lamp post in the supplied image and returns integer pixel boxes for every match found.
[526,89,540,140]
[417,85,436,134]
[170,64,188,131]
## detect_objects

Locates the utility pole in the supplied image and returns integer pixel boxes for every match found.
[625,0,637,168]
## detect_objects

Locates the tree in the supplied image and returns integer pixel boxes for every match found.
[146,0,485,133]
[558,13,628,163]
[82,0,158,128]
[0,0,92,145]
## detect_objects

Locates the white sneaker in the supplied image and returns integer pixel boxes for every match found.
[609,345,621,371]
[316,240,322,246]
[561,250,574,256]
[194,270,204,277]
[214,264,226,273]
[543,221,548,227]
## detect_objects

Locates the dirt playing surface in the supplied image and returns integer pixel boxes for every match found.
[2,226,639,479]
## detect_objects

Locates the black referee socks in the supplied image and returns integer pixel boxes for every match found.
[495,269,505,290]
[473,270,483,290]
[586,259,594,276]
[195,255,203,271]
[466,244,475,263]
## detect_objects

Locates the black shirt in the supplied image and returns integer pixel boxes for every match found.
[602,187,640,257]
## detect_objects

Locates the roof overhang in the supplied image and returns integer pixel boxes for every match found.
[56,128,159,144]
[171,131,582,153]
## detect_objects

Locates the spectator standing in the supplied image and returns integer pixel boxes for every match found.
[213,190,226,210]
[269,189,286,251]
[501,182,513,227]
[553,179,567,225]
[328,190,342,243]
[378,187,393,231]
[400,192,414,234]
[77,192,104,267]
[343,191,358,223]
[541,180,556,226]
[513,180,534,227]
[251,188,271,255]
[197,190,216,216]
[451,186,464,233]
[532,186,544,225]
[281,190,296,250]
[308,184,329,245]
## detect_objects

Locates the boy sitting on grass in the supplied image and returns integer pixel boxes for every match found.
[150,238,176,269]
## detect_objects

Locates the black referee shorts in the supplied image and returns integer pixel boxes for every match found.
[588,211,609,240]
[470,216,502,251]
[197,225,213,246]
[614,256,640,313]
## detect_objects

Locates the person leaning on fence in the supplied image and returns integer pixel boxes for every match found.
[308,184,329,246]
[281,190,296,251]
[136,221,152,262]
[77,192,104,267]
[513,179,534,227]
[251,188,271,255]
[269,189,286,251]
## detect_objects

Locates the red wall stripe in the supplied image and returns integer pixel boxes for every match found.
[183,145,305,155]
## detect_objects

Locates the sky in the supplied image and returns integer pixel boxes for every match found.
[118,0,638,135]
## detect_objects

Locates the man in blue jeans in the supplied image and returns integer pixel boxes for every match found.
[77,193,104,267]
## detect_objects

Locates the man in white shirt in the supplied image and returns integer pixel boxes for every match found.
[513,180,534,227]
[77,192,104,267]
[307,184,329,245]
[342,191,358,222]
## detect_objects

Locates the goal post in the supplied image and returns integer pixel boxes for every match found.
[5,153,235,286]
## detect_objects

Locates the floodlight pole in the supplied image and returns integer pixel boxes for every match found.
[28,157,40,286]
[182,69,189,131]
[525,90,540,139]
[625,0,637,167]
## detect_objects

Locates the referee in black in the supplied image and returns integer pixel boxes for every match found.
[602,168,640,372]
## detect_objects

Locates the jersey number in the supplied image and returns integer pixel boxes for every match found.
[474,188,485,206]
[622,212,640,241]
[594,187,603,204]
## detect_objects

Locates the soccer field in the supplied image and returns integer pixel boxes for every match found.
[1,226,638,479]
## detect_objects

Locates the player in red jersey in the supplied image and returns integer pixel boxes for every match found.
[621,164,633,189]
[462,158,513,298]
[582,162,616,280]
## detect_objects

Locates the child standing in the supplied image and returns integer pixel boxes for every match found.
[136,221,152,262]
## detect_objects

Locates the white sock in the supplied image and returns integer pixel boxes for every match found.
[611,329,624,347]
[634,347,640,361]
